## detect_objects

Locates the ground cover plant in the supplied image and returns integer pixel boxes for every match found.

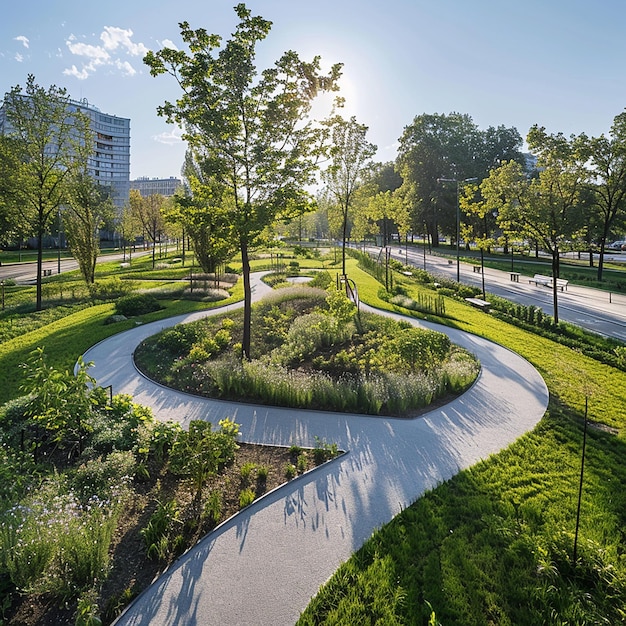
[0,351,340,625]
[134,284,479,417]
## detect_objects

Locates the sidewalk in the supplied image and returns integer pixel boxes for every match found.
[79,275,550,626]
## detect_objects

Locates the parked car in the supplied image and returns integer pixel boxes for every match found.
[608,241,626,251]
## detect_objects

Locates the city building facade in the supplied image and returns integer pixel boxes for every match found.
[0,96,131,210]
[130,176,182,197]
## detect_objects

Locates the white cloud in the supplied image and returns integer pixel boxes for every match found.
[153,128,183,145]
[160,39,178,51]
[101,26,148,56]
[14,35,29,49]
[15,52,23,62]
[63,64,90,80]
[114,59,137,76]
[63,27,147,79]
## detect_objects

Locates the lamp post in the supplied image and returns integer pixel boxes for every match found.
[437,176,477,282]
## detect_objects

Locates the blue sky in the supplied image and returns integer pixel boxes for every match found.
[2,0,626,180]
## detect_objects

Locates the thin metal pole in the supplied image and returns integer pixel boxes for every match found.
[456,181,460,283]
[573,396,588,564]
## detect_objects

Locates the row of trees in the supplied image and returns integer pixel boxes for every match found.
[0,76,116,310]
[4,4,626,340]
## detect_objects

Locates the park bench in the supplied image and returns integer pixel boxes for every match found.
[529,274,551,287]
[510,272,520,282]
[43,269,52,276]
[472,265,482,273]
[465,297,491,311]
[528,274,569,291]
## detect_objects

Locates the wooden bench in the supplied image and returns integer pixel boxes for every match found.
[465,297,491,311]
[472,265,482,273]
[529,274,551,287]
[510,272,520,282]
[43,269,52,276]
[554,278,569,291]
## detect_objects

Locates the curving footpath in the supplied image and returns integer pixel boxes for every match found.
[82,275,549,626]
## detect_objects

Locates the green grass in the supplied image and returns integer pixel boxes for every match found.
[0,283,244,406]
[297,259,626,625]
[3,246,626,623]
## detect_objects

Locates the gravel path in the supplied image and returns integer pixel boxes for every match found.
[84,276,548,626]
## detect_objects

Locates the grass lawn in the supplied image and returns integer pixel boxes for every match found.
[297,259,626,625]
[1,249,626,624]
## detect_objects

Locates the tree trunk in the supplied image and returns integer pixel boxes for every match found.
[341,207,348,276]
[36,219,44,311]
[597,237,606,281]
[552,251,559,324]
[241,238,252,361]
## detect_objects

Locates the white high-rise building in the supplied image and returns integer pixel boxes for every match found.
[69,98,131,209]
[0,96,131,209]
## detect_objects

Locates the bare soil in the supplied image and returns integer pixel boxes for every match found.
[5,442,313,626]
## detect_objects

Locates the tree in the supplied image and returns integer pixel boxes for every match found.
[129,190,166,269]
[166,150,237,275]
[64,173,113,284]
[322,115,377,274]
[582,112,626,280]
[2,75,92,310]
[482,126,587,322]
[144,4,342,359]
[0,136,27,246]
[396,113,523,247]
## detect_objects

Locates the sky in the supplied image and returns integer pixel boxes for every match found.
[2,0,626,180]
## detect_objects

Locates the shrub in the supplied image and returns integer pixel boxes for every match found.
[238,488,256,508]
[140,499,181,561]
[114,294,161,317]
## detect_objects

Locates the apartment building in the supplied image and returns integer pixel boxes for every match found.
[0,95,131,209]
[130,176,182,197]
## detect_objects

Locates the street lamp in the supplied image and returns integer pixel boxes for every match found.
[437,176,478,282]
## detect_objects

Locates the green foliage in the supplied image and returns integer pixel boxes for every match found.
[202,490,222,524]
[313,437,339,465]
[75,587,103,626]
[390,292,446,317]
[19,348,97,454]
[392,327,451,370]
[1,478,120,598]
[308,270,333,290]
[238,488,256,509]
[114,293,161,317]
[169,419,239,501]
[140,499,181,561]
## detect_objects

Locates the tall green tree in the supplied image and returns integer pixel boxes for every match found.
[482,126,587,322]
[144,4,342,359]
[582,112,626,280]
[166,150,237,275]
[64,173,113,285]
[396,113,523,247]
[129,190,166,269]
[2,75,92,310]
[322,115,377,274]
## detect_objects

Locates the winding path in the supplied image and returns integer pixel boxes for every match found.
[84,275,548,626]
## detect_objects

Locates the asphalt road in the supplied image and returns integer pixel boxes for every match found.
[387,246,626,342]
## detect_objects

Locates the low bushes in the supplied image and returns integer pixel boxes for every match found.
[115,293,162,317]
[135,287,479,416]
